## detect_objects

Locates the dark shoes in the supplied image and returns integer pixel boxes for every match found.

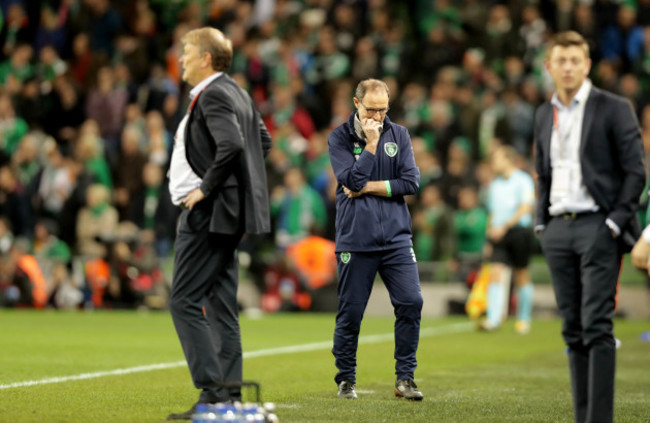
[394,378,424,401]
[167,403,200,420]
[337,380,358,399]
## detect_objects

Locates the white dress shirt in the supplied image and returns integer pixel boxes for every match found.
[548,79,599,216]
[546,79,620,235]
[168,72,223,206]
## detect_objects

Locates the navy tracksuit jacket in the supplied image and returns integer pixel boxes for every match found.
[328,113,423,384]
[328,114,420,252]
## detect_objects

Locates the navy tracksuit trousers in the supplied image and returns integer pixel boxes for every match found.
[332,246,423,384]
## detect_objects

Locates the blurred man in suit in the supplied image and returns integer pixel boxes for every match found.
[167,27,271,420]
[534,31,645,423]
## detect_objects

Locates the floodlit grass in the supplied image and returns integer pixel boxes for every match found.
[0,311,648,422]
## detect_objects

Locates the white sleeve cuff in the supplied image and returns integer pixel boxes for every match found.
[605,219,620,236]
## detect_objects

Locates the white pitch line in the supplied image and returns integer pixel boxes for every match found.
[0,321,473,390]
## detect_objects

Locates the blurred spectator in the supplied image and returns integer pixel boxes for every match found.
[75,120,112,188]
[478,90,510,160]
[420,25,459,80]
[450,185,487,285]
[32,219,71,265]
[1,4,30,58]
[123,103,146,137]
[128,162,177,258]
[261,256,311,312]
[600,4,644,72]
[85,0,123,59]
[413,184,454,262]
[36,45,67,83]
[0,238,48,308]
[0,92,28,156]
[114,32,149,85]
[105,227,167,309]
[69,32,94,89]
[165,23,188,85]
[48,78,85,148]
[307,26,350,100]
[0,43,33,93]
[440,137,476,208]
[351,36,378,81]
[594,58,620,93]
[35,140,75,219]
[518,4,546,67]
[304,130,331,196]
[15,77,50,129]
[11,133,42,189]
[143,63,179,113]
[0,217,14,255]
[266,84,315,140]
[57,159,96,254]
[571,4,599,55]
[271,167,327,248]
[114,126,147,220]
[48,262,83,309]
[34,7,67,55]
[144,110,171,166]
[75,183,118,258]
[482,4,518,64]
[0,165,33,238]
[85,65,128,147]
[502,87,534,157]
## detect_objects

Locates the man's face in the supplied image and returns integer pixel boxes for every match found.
[354,89,389,123]
[545,45,591,93]
[179,43,206,86]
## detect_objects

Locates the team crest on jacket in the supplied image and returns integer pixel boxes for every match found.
[384,142,398,157]
[340,252,351,263]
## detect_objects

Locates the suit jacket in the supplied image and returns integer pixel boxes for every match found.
[534,86,646,251]
[184,73,272,234]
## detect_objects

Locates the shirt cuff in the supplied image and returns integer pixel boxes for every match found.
[384,180,392,197]
[643,225,650,243]
[605,218,620,236]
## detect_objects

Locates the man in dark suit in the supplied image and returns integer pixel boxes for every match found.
[166,27,271,420]
[534,31,645,423]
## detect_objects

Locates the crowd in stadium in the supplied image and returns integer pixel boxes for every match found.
[0,0,649,310]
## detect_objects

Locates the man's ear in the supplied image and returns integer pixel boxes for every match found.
[201,52,212,69]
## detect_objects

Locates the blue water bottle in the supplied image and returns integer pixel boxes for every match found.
[192,403,216,423]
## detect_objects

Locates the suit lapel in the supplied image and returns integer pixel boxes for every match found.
[183,73,226,144]
[539,104,553,172]
[580,88,597,155]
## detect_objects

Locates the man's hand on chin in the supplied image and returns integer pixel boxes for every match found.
[184,188,206,210]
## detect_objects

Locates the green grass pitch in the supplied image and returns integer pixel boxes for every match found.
[0,311,648,422]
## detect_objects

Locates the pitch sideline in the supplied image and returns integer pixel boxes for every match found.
[0,321,473,390]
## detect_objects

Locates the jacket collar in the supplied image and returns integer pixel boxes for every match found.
[347,112,392,141]
[190,71,223,100]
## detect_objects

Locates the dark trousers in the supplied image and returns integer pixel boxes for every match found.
[541,213,621,423]
[332,247,423,384]
[170,207,243,403]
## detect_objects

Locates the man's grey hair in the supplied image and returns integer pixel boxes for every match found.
[354,79,390,102]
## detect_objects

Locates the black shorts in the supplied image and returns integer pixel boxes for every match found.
[490,226,533,269]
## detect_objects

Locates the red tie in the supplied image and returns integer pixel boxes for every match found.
[188,86,207,112]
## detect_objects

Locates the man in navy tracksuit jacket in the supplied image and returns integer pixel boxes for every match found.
[328,79,423,401]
